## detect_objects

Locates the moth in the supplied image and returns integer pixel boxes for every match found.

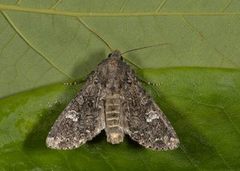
[46,50,179,151]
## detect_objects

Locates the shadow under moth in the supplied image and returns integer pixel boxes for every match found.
[46,50,179,151]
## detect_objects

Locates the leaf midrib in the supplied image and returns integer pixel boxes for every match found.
[0,4,240,17]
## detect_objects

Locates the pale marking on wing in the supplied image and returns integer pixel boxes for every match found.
[65,110,79,122]
[146,110,160,122]
[46,137,62,148]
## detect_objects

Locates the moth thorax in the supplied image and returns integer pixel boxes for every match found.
[105,94,124,144]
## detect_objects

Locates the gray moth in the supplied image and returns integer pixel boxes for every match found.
[46,50,179,151]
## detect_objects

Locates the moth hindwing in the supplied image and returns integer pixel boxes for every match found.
[46,50,179,150]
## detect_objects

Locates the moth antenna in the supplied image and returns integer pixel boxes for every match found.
[76,17,113,52]
[121,43,170,55]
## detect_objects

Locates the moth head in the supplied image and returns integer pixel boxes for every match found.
[108,50,123,60]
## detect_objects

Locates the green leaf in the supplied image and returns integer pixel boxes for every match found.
[0,0,240,170]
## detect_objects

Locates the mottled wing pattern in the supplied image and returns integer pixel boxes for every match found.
[46,71,105,150]
[122,63,179,150]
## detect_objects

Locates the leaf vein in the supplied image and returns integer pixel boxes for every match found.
[50,0,62,9]
[179,145,200,170]
[119,0,128,12]
[0,33,16,57]
[155,0,168,13]
[222,0,233,12]
[192,100,240,136]
[1,11,73,80]
[1,4,240,17]
[181,16,239,68]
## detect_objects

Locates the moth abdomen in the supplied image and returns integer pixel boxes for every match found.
[105,94,124,144]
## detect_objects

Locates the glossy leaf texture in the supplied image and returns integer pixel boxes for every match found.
[0,0,240,170]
